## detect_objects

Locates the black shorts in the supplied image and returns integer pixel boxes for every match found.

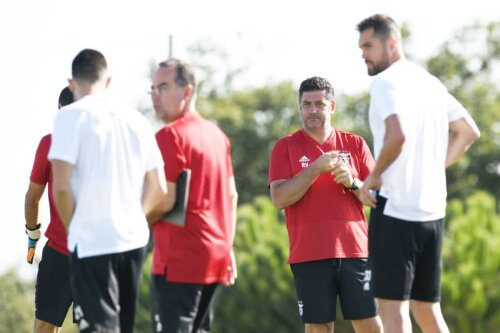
[151,274,222,333]
[290,258,376,323]
[35,244,73,327]
[70,246,146,333]
[369,195,443,302]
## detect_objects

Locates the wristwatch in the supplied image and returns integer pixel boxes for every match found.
[346,178,362,191]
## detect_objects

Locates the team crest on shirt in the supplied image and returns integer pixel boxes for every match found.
[338,151,351,165]
[299,155,310,168]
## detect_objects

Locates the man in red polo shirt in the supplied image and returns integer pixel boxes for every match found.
[148,58,238,333]
[269,77,382,333]
[25,86,75,332]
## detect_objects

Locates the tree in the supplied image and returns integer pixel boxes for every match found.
[0,270,35,333]
[442,191,500,332]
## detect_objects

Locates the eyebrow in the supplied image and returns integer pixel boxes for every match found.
[151,82,168,89]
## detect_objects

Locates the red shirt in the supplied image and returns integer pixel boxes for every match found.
[153,112,235,284]
[29,135,69,256]
[268,129,374,263]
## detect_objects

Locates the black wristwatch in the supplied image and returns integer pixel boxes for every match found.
[346,178,362,191]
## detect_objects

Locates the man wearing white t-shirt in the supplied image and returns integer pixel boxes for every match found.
[49,48,167,333]
[356,14,480,333]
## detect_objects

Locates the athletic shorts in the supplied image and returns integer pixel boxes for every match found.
[70,246,146,333]
[290,258,377,323]
[369,195,443,302]
[35,244,73,327]
[151,274,222,333]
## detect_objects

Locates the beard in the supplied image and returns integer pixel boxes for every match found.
[367,58,391,76]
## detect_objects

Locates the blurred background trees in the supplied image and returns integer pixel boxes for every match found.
[2,20,498,333]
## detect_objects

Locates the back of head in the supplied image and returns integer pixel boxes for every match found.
[299,76,335,103]
[356,14,401,43]
[58,86,74,108]
[158,58,196,91]
[72,49,107,84]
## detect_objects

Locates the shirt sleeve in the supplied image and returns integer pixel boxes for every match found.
[268,138,292,186]
[445,92,470,122]
[357,137,375,181]
[48,109,80,165]
[29,135,51,185]
[370,78,400,121]
[156,127,184,183]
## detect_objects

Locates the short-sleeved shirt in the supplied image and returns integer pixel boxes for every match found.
[48,95,163,258]
[268,129,374,264]
[152,112,235,284]
[29,134,69,256]
[369,60,471,221]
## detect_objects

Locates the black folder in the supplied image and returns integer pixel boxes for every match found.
[162,169,191,226]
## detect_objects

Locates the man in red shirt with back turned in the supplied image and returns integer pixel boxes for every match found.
[269,77,382,333]
[148,58,238,333]
[25,86,75,333]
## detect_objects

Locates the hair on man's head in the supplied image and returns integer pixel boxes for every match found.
[72,49,108,84]
[158,58,196,90]
[299,76,335,103]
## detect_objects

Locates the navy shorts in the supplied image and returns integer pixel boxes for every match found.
[70,246,146,333]
[151,274,222,333]
[369,195,443,301]
[35,244,73,327]
[290,258,377,323]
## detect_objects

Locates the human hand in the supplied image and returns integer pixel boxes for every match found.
[331,159,354,188]
[313,150,339,174]
[26,223,41,264]
[359,174,381,208]
[224,250,237,286]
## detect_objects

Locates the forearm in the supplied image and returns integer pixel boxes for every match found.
[446,120,480,167]
[24,200,40,230]
[271,164,321,210]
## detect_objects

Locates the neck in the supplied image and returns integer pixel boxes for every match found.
[304,127,333,144]
[73,82,107,101]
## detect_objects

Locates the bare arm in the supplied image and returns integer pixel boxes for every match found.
[446,117,480,168]
[270,151,338,210]
[145,172,172,225]
[51,160,75,230]
[372,114,405,178]
[24,182,46,229]
[359,114,405,207]
[142,167,168,218]
[225,176,238,286]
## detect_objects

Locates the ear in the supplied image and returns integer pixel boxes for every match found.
[183,84,194,100]
[105,76,112,88]
[68,79,76,93]
[330,99,337,114]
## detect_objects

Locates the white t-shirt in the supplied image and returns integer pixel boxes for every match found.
[369,60,470,221]
[48,95,163,258]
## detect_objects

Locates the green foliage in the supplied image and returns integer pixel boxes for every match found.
[214,196,302,332]
[426,22,500,202]
[0,270,35,333]
[442,191,500,332]
[199,82,300,204]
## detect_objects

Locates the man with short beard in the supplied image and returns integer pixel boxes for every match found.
[356,14,480,333]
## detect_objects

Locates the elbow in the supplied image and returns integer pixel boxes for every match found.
[271,195,286,210]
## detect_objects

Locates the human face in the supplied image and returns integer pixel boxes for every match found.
[300,90,335,133]
[151,66,188,123]
[358,27,391,76]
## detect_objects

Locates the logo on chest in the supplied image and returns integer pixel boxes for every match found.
[299,155,310,168]
[338,151,351,165]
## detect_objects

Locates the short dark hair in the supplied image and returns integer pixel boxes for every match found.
[71,49,107,84]
[356,14,401,42]
[158,58,196,90]
[299,77,335,103]
[58,87,74,107]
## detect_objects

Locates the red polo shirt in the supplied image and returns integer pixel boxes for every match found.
[29,134,69,256]
[269,129,374,264]
[152,112,235,284]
